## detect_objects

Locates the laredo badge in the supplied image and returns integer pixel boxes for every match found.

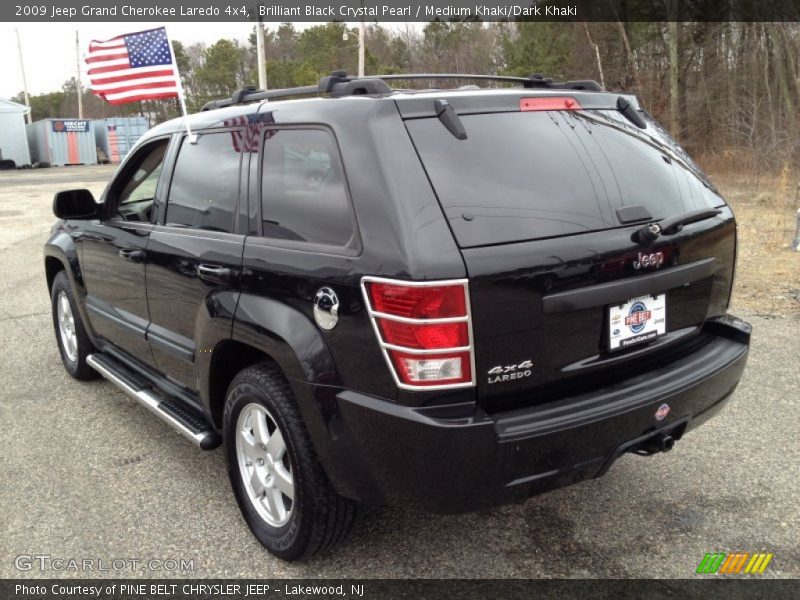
[487,360,533,384]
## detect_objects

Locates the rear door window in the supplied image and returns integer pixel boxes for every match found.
[260,128,355,248]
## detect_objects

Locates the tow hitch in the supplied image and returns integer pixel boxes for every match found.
[595,417,688,477]
[633,433,676,456]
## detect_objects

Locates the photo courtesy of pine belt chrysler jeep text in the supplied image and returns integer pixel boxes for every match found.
[44,71,751,560]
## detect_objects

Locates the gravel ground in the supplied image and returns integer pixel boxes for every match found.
[0,166,797,579]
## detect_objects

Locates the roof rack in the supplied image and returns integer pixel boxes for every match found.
[200,71,603,111]
[376,73,603,91]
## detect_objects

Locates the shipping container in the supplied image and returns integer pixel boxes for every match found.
[26,118,97,166]
[0,99,32,168]
[94,117,149,164]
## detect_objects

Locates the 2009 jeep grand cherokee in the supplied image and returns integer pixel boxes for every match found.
[45,72,751,560]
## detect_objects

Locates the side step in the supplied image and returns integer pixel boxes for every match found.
[87,353,221,450]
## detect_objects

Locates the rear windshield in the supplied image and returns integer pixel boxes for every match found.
[406,110,723,248]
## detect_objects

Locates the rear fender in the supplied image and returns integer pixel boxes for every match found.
[231,294,340,472]
[232,293,337,385]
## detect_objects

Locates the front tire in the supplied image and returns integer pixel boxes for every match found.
[50,270,98,380]
[223,363,356,560]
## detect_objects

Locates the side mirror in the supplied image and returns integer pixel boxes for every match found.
[53,189,98,220]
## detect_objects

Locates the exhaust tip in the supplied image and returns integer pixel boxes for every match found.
[660,435,675,453]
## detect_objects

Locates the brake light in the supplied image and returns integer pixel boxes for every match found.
[367,282,466,319]
[377,319,469,350]
[520,97,582,111]
[362,277,475,390]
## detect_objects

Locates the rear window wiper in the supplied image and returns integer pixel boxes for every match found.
[434,99,467,140]
[617,96,646,129]
[635,208,722,243]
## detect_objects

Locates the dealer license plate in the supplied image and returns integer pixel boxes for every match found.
[608,294,666,350]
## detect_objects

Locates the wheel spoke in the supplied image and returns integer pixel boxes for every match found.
[251,410,269,446]
[264,487,285,521]
[249,468,265,497]
[240,434,261,463]
[266,427,285,461]
[273,464,294,500]
[59,294,69,315]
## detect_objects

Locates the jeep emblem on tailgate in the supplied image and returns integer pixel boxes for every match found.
[633,250,665,270]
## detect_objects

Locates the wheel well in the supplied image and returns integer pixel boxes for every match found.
[45,257,65,292]
[208,340,277,428]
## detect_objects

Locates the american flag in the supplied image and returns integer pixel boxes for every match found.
[86,27,179,105]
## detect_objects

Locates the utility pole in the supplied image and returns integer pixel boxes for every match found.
[256,21,268,90]
[358,20,365,77]
[15,28,32,124]
[76,30,83,119]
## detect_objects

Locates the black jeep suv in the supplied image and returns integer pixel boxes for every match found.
[45,72,751,560]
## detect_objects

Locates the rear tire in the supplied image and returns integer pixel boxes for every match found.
[223,363,356,560]
[50,270,98,380]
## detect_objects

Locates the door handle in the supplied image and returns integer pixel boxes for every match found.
[197,264,232,284]
[118,248,145,263]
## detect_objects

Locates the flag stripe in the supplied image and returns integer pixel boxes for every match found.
[103,87,179,101]
[89,68,176,85]
[87,27,179,107]
[87,47,130,58]
[89,38,125,49]
[85,52,129,64]
[91,75,178,91]
[88,63,171,77]
[103,91,179,105]
[98,81,181,96]
[87,59,131,73]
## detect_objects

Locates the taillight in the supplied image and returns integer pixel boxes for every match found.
[362,277,475,390]
[520,97,581,111]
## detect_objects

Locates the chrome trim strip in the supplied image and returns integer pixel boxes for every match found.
[369,310,469,324]
[360,276,477,391]
[380,342,472,355]
[87,354,212,447]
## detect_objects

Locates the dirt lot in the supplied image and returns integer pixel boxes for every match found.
[708,167,800,316]
[0,165,797,579]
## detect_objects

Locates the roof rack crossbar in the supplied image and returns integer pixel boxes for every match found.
[201,84,320,111]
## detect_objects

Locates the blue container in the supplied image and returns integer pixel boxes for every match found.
[94,117,149,164]
[26,119,97,166]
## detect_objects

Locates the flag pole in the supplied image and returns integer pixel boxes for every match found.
[165,29,195,142]
[256,20,267,90]
[15,28,32,124]
[76,30,84,119]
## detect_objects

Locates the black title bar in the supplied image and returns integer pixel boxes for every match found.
[3,579,800,600]
[5,0,800,22]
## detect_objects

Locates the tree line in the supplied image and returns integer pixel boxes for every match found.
[14,21,800,169]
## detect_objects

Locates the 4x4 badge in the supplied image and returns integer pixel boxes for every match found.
[487,360,533,384]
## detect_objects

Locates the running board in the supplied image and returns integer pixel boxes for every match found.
[87,353,221,450]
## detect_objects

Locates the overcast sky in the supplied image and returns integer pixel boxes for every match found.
[0,22,410,99]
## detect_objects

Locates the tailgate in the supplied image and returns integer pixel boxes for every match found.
[404,101,734,409]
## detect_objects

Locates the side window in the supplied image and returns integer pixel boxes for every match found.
[260,128,354,247]
[112,140,168,222]
[166,132,241,232]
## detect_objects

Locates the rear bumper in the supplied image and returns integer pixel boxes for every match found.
[305,315,750,513]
